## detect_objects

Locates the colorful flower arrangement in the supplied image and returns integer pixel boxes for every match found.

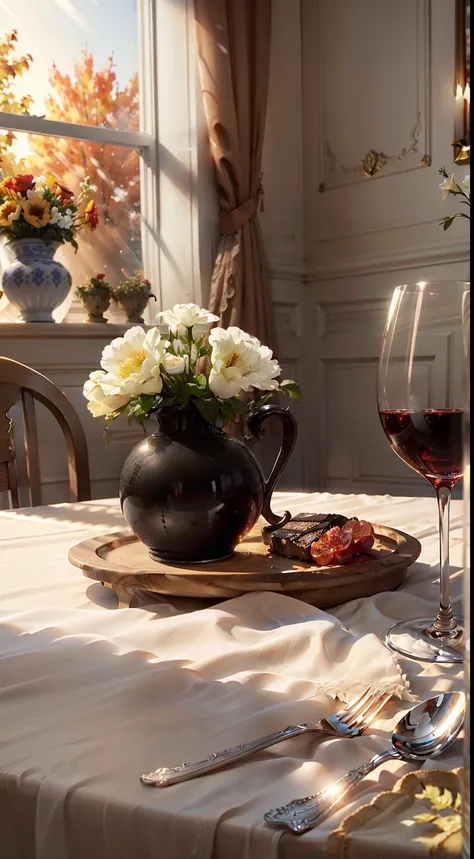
[438,167,470,230]
[75,272,111,296]
[83,302,301,427]
[0,172,99,249]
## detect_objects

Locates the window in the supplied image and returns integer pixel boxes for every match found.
[0,0,212,323]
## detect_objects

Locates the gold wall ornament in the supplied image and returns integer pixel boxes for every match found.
[453,139,471,165]
[319,113,431,190]
[360,151,387,177]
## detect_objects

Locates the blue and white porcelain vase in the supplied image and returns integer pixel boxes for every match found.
[1,238,72,323]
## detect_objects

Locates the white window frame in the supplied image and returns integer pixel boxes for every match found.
[0,0,217,323]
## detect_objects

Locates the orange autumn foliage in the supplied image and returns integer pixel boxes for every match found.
[26,50,142,285]
[28,50,140,230]
[0,29,33,172]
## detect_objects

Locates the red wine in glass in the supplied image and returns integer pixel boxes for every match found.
[377,281,469,664]
[379,409,464,490]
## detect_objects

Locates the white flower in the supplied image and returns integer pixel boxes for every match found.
[26,188,36,200]
[162,353,186,376]
[439,173,459,200]
[50,207,74,229]
[155,303,219,330]
[172,338,198,362]
[83,370,129,417]
[60,210,74,229]
[463,175,470,195]
[99,326,166,398]
[50,206,61,225]
[208,326,281,399]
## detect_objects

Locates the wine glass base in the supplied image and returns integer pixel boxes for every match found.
[385,617,464,664]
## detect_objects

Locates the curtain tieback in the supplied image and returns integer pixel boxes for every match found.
[220,176,264,235]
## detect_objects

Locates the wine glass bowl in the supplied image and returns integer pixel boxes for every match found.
[377,282,469,664]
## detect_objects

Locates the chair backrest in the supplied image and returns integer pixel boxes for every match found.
[0,356,91,508]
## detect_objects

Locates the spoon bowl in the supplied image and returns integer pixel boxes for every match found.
[392,691,465,760]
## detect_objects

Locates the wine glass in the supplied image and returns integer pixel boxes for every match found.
[377,281,469,664]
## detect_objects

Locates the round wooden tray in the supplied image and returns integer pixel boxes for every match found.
[69,519,421,609]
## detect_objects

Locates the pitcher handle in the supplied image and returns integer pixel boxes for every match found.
[246,404,297,527]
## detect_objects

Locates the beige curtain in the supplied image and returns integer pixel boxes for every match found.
[194,0,275,350]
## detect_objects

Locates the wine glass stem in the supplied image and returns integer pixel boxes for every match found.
[431,485,457,634]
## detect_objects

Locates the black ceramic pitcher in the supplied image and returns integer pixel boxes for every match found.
[119,403,297,564]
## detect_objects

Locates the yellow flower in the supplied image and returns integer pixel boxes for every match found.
[0,199,21,226]
[22,195,51,228]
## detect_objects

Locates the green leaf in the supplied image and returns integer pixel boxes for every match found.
[219,399,236,416]
[229,396,249,416]
[183,382,205,399]
[219,399,237,423]
[194,396,220,424]
[195,373,207,389]
[154,396,174,409]
[104,405,128,430]
[198,345,212,358]
[257,392,274,408]
[139,394,157,412]
[280,379,302,400]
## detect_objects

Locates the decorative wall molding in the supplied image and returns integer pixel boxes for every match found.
[305,240,470,282]
[316,298,388,338]
[317,0,432,193]
[273,301,303,339]
[319,113,432,191]
[267,259,305,282]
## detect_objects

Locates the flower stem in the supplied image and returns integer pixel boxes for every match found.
[187,326,194,380]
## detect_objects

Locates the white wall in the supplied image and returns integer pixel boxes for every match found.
[260,0,306,490]
[261,0,470,495]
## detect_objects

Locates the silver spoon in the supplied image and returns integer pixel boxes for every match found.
[264,691,465,835]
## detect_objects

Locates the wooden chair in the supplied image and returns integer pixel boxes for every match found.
[0,356,91,508]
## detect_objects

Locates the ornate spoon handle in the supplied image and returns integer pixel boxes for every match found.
[264,748,399,834]
[141,723,320,787]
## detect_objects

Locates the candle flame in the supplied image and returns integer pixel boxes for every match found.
[456,84,464,100]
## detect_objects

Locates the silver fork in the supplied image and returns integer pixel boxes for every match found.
[140,687,392,787]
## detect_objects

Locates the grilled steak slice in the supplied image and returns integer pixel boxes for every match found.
[262,513,350,561]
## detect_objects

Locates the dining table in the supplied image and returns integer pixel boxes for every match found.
[0,490,465,859]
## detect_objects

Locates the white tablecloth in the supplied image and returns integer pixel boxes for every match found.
[0,492,464,859]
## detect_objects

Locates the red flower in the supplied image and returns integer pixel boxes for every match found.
[96,273,105,280]
[143,279,151,289]
[52,180,74,204]
[6,174,35,195]
[83,200,99,230]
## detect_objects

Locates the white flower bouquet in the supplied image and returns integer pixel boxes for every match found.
[83,303,301,427]
[438,167,470,230]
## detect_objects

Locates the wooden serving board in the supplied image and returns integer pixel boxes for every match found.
[69,519,421,609]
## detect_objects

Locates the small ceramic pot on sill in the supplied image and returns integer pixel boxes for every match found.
[77,289,111,323]
[113,287,156,324]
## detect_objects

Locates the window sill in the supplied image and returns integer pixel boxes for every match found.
[0,322,148,339]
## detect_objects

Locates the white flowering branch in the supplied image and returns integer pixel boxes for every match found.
[438,166,470,230]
